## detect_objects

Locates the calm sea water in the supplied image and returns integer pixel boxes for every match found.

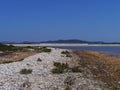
[51,46,120,57]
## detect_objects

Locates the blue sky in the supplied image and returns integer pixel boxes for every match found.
[0,0,120,42]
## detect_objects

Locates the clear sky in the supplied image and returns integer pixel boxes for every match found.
[0,0,120,42]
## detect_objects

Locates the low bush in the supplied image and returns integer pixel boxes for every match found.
[52,62,82,74]
[61,51,70,54]
[51,62,69,74]
[62,63,69,69]
[64,85,72,90]
[51,67,64,74]
[53,62,61,67]
[36,47,52,52]
[18,58,24,61]
[0,43,23,52]
[42,48,51,52]
[2,60,13,64]
[66,54,72,57]
[71,66,82,73]
[64,75,75,85]
[37,58,42,62]
[26,46,33,48]
[20,69,32,75]
[61,51,72,57]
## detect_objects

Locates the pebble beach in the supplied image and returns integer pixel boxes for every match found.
[0,48,111,90]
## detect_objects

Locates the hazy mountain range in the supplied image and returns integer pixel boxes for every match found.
[41,39,104,44]
[1,39,120,44]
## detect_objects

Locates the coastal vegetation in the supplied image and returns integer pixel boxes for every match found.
[2,58,24,64]
[37,58,42,62]
[52,49,120,89]
[51,61,82,74]
[61,51,72,57]
[2,60,13,64]
[73,50,120,89]
[51,62,69,74]
[35,47,52,53]
[64,75,75,85]
[64,85,72,90]
[0,43,23,52]
[61,51,70,54]
[20,69,32,75]
[0,43,37,64]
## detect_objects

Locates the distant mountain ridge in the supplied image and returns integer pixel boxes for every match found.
[1,39,120,44]
[41,39,105,44]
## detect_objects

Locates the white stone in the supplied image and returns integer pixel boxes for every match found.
[0,48,105,90]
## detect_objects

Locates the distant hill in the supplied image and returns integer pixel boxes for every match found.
[41,39,105,44]
[1,39,120,44]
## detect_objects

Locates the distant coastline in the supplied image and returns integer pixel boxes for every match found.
[3,39,120,45]
[7,43,120,47]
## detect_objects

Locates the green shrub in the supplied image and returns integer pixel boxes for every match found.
[0,43,23,52]
[66,54,72,57]
[51,62,69,74]
[61,51,72,57]
[42,47,47,48]
[64,76,75,85]
[42,48,51,52]
[61,51,70,54]
[51,68,64,74]
[37,47,52,52]
[62,63,69,69]
[21,80,31,88]
[20,69,32,75]
[53,62,69,69]
[71,66,82,73]
[18,58,24,61]
[64,85,72,90]
[2,60,13,64]
[53,62,61,67]
[26,46,33,48]
[37,58,42,62]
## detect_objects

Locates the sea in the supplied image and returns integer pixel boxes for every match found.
[51,46,120,57]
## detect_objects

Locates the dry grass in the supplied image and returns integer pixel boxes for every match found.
[73,50,120,90]
[0,51,37,64]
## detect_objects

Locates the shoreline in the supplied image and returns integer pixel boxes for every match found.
[0,47,119,89]
[7,43,120,47]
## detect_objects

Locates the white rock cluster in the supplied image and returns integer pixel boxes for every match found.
[0,48,106,90]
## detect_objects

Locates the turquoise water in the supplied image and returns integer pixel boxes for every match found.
[52,46,120,57]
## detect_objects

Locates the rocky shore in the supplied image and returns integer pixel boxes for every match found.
[0,48,118,90]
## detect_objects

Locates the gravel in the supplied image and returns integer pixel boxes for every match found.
[0,48,107,90]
